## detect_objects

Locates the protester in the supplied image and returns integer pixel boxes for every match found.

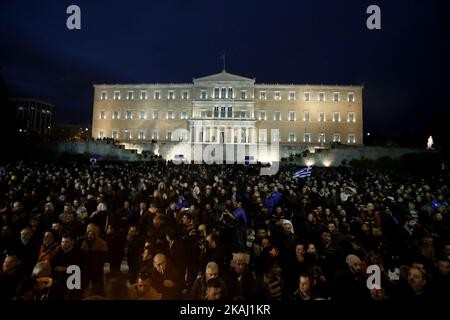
[0,159,448,301]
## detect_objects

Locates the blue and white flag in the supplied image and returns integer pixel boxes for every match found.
[293,166,312,179]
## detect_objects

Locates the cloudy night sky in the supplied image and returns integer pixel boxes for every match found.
[1,0,449,135]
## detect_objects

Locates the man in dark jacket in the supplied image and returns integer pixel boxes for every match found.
[150,253,184,300]
[52,233,83,299]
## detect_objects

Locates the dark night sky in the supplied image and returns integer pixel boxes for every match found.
[1,0,449,135]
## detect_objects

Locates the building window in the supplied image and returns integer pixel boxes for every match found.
[127,91,134,100]
[260,91,267,100]
[228,87,234,99]
[240,90,247,100]
[288,132,296,142]
[214,88,220,99]
[289,111,296,121]
[348,92,355,102]
[100,111,106,120]
[240,130,246,143]
[319,112,326,122]
[319,92,325,102]
[125,130,131,139]
[213,106,219,118]
[153,110,159,120]
[168,90,175,100]
[99,130,104,138]
[139,131,145,139]
[201,90,208,100]
[303,111,310,122]
[180,90,188,100]
[318,133,326,143]
[259,130,266,143]
[304,91,310,101]
[167,131,172,141]
[273,131,280,142]
[139,111,146,120]
[152,131,159,140]
[112,131,118,139]
[304,133,311,143]
[259,111,267,121]
[140,91,148,100]
[240,111,247,118]
[274,111,281,121]
[274,91,281,100]
[348,112,356,123]
[167,111,174,120]
[154,90,161,100]
[113,111,119,120]
[181,111,188,119]
[333,134,341,143]
[180,131,188,141]
[201,111,208,118]
[100,91,107,100]
[113,91,121,100]
[227,106,233,118]
[126,111,132,120]
[220,107,226,118]
[333,112,340,122]
[348,134,356,144]
[288,91,296,101]
[333,92,340,102]
[221,88,227,99]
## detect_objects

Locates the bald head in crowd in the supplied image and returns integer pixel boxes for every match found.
[205,262,219,281]
[153,254,167,274]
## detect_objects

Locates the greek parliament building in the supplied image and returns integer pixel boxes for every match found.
[91,70,363,162]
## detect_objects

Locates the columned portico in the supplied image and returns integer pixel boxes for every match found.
[189,120,256,145]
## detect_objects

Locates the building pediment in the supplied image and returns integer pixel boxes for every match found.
[194,70,254,84]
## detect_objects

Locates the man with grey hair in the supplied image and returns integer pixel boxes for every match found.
[150,253,183,300]
[189,261,228,299]
[17,227,39,274]
[224,252,259,299]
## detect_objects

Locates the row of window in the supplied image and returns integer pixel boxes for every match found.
[260,91,355,102]
[100,90,356,102]
[99,130,185,141]
[260,111,356,122]
[101,90,190,101]
[97,130,357,144]
[99,110,188,120]
[284,133,356,144]
[98,110,357,123]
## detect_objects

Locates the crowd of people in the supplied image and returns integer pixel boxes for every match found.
[0,159,449,301]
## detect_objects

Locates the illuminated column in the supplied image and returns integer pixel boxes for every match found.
[194,125,198,142]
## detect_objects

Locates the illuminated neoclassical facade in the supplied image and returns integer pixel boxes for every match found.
[92,70,363,160]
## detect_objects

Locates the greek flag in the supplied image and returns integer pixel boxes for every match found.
[293,166,312,179]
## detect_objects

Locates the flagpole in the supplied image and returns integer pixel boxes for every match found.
[221,54,226,71]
